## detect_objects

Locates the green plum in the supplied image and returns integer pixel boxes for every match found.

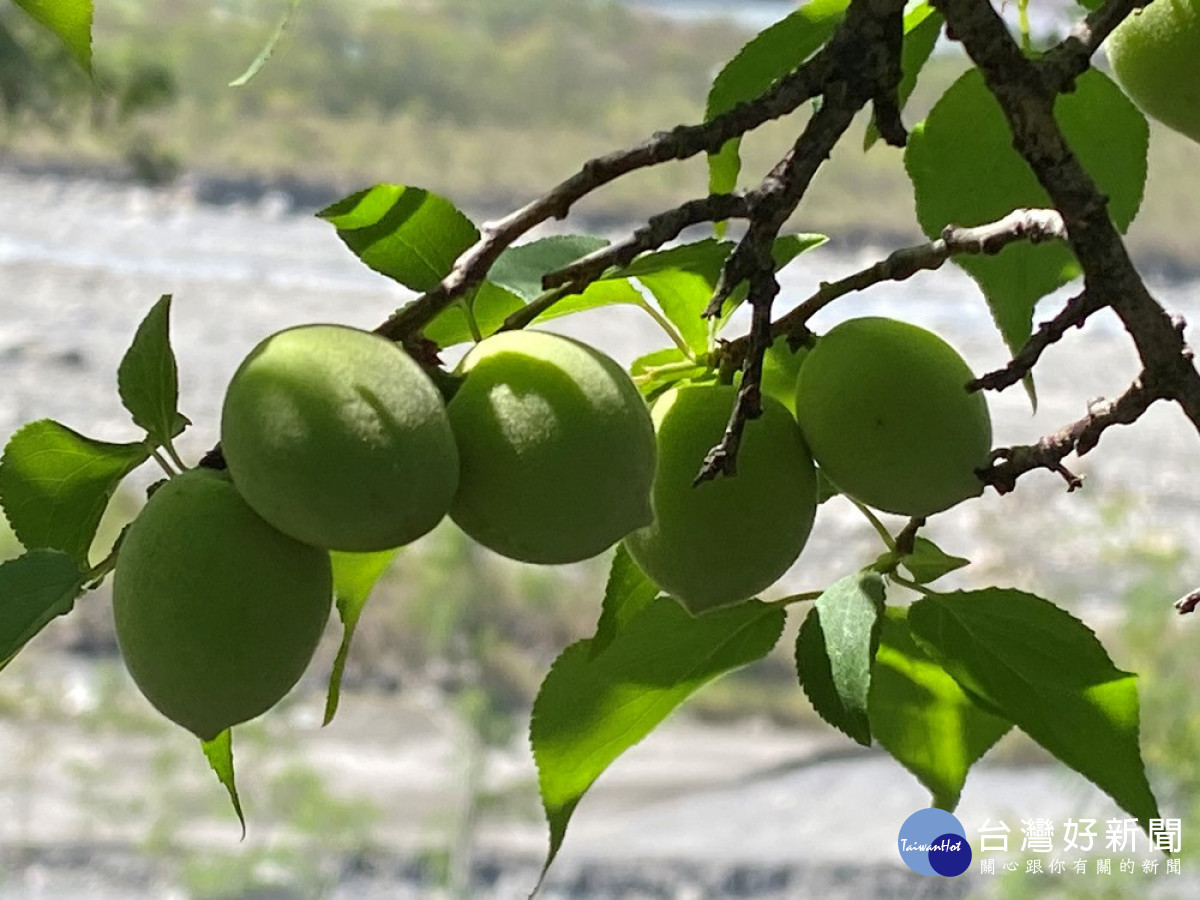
[113,468,332,740]
[447,330,656,564]
[221,324,459,552]
[624,383,818,614]
[794,317,992,517]
[1108,0,1200,144]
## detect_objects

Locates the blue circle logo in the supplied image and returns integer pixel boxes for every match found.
[897,808,972,876]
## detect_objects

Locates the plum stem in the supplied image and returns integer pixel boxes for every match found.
[162,439,188,473]
[459,293,484,344]
[886,572,935,597]
[846,496,896,552]
[151,448,180,479]
[768,590,824,609]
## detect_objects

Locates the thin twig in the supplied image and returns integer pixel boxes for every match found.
[723,208,1069,366]
[1038,0,1144,91]
[934,0,1200,447]
[697,94,864,483]
[498,285,572,332]
[373,51,837,341]
[696,0,909,483]
[894,517,926,556]
[970,288,1103,392]
[542,193,752,293]
[978,374,1164,495]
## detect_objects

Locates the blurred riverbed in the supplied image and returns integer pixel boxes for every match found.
[3,169,1200,898]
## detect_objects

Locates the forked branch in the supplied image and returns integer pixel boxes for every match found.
[970,288,1104,393]
[721,207,1070,366]
[979,375,1164,494]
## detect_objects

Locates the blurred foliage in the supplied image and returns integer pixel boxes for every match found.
[0,0,747,211]
[0,4,180,180]
[113,0,734,127]
[3,1,1198,267]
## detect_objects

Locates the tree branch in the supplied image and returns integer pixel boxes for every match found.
[979,374,1164,494]
[696,96,860,482]
[1039,0,1143,91]
[695,0,909,484]
[720,208,1069,366]
[541,193,752,294]
[373,48,839,341]
[934,0,1200,481]
[970,288,1103,392]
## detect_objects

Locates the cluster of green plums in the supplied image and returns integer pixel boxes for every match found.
[113,315,992,741]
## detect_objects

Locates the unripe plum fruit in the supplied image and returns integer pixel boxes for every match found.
[794,317,992,517]
[623,383,818,614]
[1107,0,1200,144]
[113,468,332,740]
[446,330,656,564]
[221,324,459,552]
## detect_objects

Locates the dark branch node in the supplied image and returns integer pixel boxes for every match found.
[198,445,227,471]
[1175,590,1200,616]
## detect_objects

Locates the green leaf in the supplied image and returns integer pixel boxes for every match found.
[535,278,644,323]
[591,544,659,659]
[795,571,886,745]
[0,549,87,664]
[117,294,189,445]
[870,607,1011,810]
[229,0,303,87]
[905,68,1147,369]
[489,235,610,302]
[422,278,644,348]
[615,238,731,281]
[900,537,970,585]
[0,421,151,565]
[318,184,478,292]
[638,269,723,352]
[908,588,1159,829]
[631,347,689,376]
[201,729,246,837]
[532,597,785,878]
[422,282,525,348]
[620,236,825,354]
[864,4,943,150]
[324,548,400,725]
[706,0,848,196]
[14,0,92,72]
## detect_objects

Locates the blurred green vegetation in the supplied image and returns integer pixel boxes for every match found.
[2,0,1197,270]
[1,0,745,205]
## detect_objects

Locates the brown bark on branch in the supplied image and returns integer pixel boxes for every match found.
[979,375,1165,494]
[361,0,1199,504]
[933,0,1200,454]
[696,0,909,483]
[970,289,1103,392]
[373,43,838,341]
[541,194,753,294]
[721,208,1071,367]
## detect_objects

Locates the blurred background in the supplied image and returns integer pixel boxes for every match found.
[3,1,1200,897]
